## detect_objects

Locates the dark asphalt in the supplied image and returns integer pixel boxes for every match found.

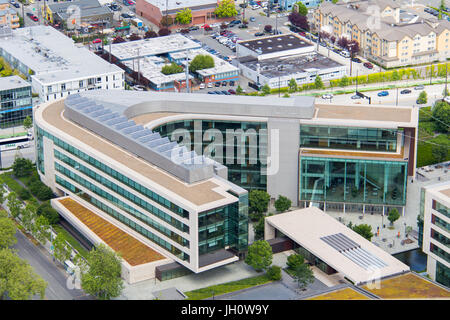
[12,230,89,300]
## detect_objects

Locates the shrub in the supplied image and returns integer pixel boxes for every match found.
[37,202,59,225]
[12,158,33,178]
[286,253,304,270]
[245,240,273,272]
[189,54,215,73]
[417,91,427,104]
[36,185,53,201]
[18,187,31,201]
[161,63,184,75]
[266,265,282,281]
[274,195,291,212]
[249,190,270,215]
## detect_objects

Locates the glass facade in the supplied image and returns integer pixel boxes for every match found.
[55,174,190,262]
[430,243,450,264]
[436,261,450,288]
[431,229,450,248]
[198,191,248,255]
[300,125,399,152]
[434,201,450,219]
[36,126,189,220]
[153,119,267,191]
[300,156,408,206]
[0,85,32,128]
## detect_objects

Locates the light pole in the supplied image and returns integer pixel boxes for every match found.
[396,87,399,106]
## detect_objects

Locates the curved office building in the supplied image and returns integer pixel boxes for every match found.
[35,90,418,278]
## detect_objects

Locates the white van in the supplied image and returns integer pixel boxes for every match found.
[340,50,350,58]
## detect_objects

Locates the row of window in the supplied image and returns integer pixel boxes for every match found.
[55,175,189,262]
[54,163,190,250]
[36,126,190,219]
[54,149,189,234]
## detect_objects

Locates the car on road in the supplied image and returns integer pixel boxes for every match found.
[340,50,350,58]
[254,32,265,37]
[222,81,228,87]
[207,91,217,94]
[363,62,373,69]
[414,85,425,90]
[207,83,213,88]
[92,38,102,44]
[121,13,132,19]
[10,0,20,8]
[189,25,199,31]
[221,90,231,95]
[351,57,362,63]
[132,85,146,91]
[351,94,361,99]
[377,91,389,97]
[321,94,333,99]
[251,4,260,9]
[238,24,248,29]
[215,81,221,87]
[250,17,256,22]
[199,83,206,89]
[298,31,306,37]
[400,89,411,94]
[228,89,236,94]
[30,15,38,22]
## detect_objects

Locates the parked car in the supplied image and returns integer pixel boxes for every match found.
[207,83,213,88]
[238,24,248,29]
[340,50,350,58]
[400,89,411,94]
[222,81,228,87]
[298,32,306,37]
[254,32,265,37]
[132,85,146,91]
[250,17,256,22]
[189,25,199,31]
[351,95,361,99]
[377,91,389,97]
[92,38,102,44]
[215,82,221,87]
[351,57,362,63]
[363,62,373,69]
[207,91,217,94]
[322,94,333,99]
[414,85,425,90]
[229,81,235,86]
[199,83,206,89]
[30,15,38,22]
[222,90,231,95]
[10,0,20,8]
[228,89,236,94]
[121,13,132,19]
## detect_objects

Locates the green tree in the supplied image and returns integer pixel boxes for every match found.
[21,203,37,233]
[81,244,124,300]
[440,0,446,11]
[32,216,50,245]
[249,190,270,216]
[161,62,184,75]
[288,78,298,93]
[417,91,427,104]
[332,0,338,3]
[388,208,400,225]
[274,195,291,212]
[266,265,282,280]
[352,224,373,241]
[23,116,32,131]
[432,144,448,163]
[339,75,349,87]
[245,240,273,272]
[236,85,243,95]
[52,233,71,263]
[7,192,22,219]
[0,186,5,206]
[253,216,265,241]
[189,54,215,73]
[12,158,34,178]
[314,75,324,89]
[261,84,271,95]
[293,263,314,289]
[286,253,304,270]
[391,70,400,81]
[36,202,60,225]
[175,8,192,25]
[0,214,17,248]
[296,2,308,16]
[214,0,237,18]
[18,188,31,201]
[0,248,47,300]
[432,101,450,133]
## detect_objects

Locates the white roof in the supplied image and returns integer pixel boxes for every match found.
[0,26,123,85]
[0,75,30,91]
[144,0,217,11]
[104,34,201,61]
[265,207,410,285]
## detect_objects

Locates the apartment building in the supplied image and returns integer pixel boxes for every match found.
[0,76,32,128]
[0,0,19,29]
[421,182,450,288]
[0,26,124,103]
[313,0,450,68]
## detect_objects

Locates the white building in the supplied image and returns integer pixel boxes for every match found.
[421,181,450,288]
[0,26,124,103]
[236,34,346,89]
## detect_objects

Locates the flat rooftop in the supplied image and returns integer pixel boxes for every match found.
[0,75,30,91]
[240,52,344,78]
[104,34,201,61]
[48,0,111,19]
[0,26,122,85]
[265,207,410,285]
[238,34,313,55]
[144,0,217,12]
[38,99,236,207]
[57,197,166,266]
[361,273,450,299]
[308,287,371,300]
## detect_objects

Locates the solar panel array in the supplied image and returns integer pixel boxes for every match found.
[321,233,387,271]
[64,94,215,183]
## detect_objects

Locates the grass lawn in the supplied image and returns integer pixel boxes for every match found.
[184,274,272,300]
[53,224,90,260]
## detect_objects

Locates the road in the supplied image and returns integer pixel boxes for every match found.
[0,146,35,169]
[12,229,88,300]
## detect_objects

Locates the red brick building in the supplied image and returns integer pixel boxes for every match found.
[136,0,234,29]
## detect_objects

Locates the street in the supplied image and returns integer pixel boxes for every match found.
[12,229,88,300]
[0,146,35,169]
